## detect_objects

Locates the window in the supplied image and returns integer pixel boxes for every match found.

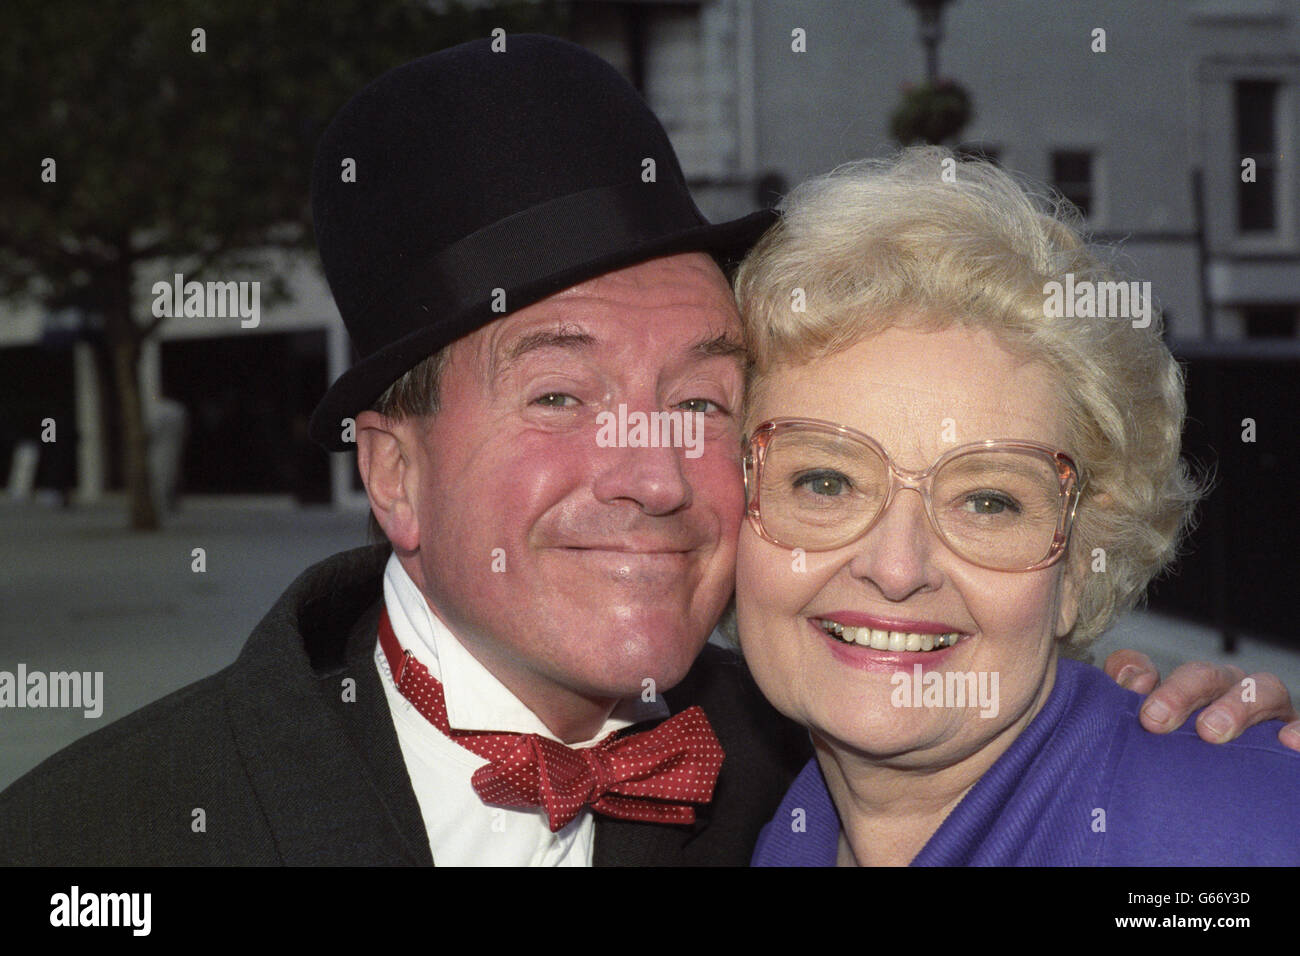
[1242,305,1297,338]
[1051,150,1093,220]
[1235,80,1279,233]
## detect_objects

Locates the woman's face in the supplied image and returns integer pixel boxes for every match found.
[736,323,1084,767]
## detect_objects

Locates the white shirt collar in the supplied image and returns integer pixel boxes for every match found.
[381,553,669,743]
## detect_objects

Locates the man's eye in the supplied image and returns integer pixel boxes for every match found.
[677,398,720,414]
[533,393,578,408]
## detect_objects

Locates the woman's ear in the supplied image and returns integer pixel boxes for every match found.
[1057,492,1111,639]
[1056,556,1086,639]
[355,410,421,555]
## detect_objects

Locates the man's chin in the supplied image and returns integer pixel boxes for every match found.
[563,623,712,696]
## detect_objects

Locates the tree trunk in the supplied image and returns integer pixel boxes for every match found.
[111,335,158,530]
[102,255,158,532]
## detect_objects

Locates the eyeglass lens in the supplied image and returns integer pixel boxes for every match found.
[755,430,1066,570]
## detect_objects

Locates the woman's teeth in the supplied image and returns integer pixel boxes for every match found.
[814,619,961,651]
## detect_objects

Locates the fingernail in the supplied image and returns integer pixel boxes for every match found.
[1116,665,1140,689]
[1201,709,1232,738]
[1281,727,1300,750]
[1144,699,1170,725]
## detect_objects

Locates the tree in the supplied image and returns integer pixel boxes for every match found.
[0,0,569,528]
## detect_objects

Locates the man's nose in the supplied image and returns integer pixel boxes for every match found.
[845,487,943,600]
[591,437,693,516]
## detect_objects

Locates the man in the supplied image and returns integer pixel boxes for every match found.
[1,35,1295,866]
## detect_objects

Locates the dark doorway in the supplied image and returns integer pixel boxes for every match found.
[0,345,76,494]
[1147,356,1300,646]
[160,331,330,502]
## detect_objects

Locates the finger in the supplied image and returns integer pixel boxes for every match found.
[1279,720,1300,754]
[1103,648,1160,695]
[1194,672,1299,744]
[1139,660,1246,734]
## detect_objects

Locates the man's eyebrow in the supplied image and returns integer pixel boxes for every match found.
[491,328,745,379]
[691,333,748,361]
[494,328,596,377]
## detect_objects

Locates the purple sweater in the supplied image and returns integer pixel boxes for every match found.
[752,657,1300,866]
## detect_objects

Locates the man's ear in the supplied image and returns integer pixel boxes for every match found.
[355,410,420,554]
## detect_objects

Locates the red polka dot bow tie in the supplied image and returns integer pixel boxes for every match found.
[378,608,726,832]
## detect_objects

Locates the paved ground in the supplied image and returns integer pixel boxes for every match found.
[2,496,1298,791]
[0,496,370,790]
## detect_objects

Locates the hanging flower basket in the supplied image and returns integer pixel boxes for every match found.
[889,79,973,145]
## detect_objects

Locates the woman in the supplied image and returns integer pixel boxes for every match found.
[733,146,1300,865]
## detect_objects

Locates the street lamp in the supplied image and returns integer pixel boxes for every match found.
[906,0,956,83]
[891,0,971,145]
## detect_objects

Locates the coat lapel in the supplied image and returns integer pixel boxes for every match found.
[223,544,433,865]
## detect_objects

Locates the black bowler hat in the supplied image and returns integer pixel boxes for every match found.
[308,34,775,451]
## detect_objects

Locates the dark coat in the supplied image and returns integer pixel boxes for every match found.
[0,545,809,865]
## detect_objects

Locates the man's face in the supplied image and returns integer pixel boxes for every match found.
[379,252,746,729]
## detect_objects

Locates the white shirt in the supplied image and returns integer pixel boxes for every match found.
[375,554,670,866]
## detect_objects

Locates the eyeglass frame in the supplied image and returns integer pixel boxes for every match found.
[742,417,1084,573]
